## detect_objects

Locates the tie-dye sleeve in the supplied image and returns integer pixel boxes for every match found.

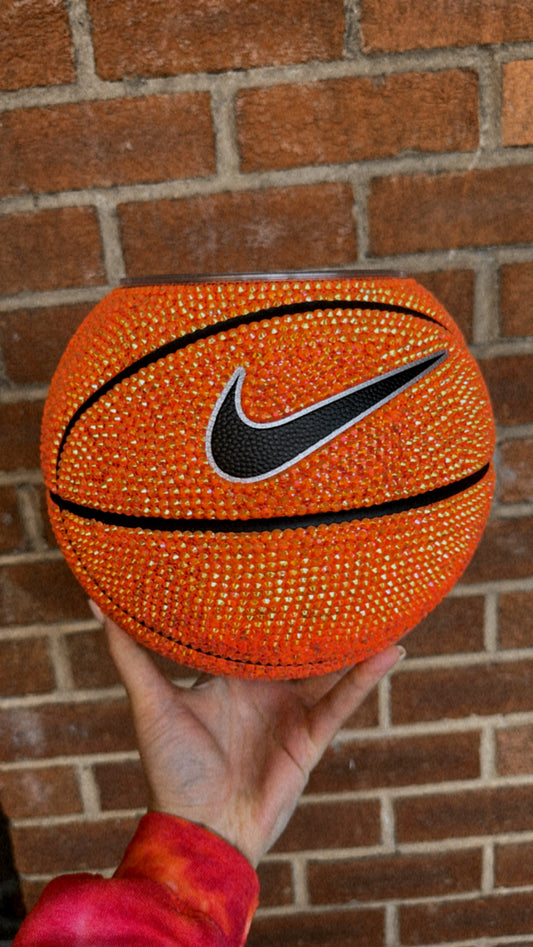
[12,812,260,946]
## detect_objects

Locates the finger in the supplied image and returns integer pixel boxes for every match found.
[307,645,404,756]
[292,665,357,707]
[89,600,169,703]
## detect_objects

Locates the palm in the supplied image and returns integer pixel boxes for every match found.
[152,680,312,855]
[102,609,401,866]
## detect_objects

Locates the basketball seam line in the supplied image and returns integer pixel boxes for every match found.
[53,463,490,671]
[55,504,335,670]
[56,298,448,472]
[49,464,490,533]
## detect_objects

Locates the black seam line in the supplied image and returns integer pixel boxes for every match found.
[50,464,489,534]
[56,299,447,474]
[56,503,335,673]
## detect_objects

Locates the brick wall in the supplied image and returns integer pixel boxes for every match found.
[1,1,532,944]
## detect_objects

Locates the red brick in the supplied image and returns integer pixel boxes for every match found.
[0,304,91,385]
[11,816,138,874]
[479,354,533,426]
[38,483,59,549]
[391,659,533,724]
[19,879,48,912]
[0,486,26,553]
[256,861,293,908]
[500,261,533,336]
[503,60,533,146]
[309,848,482,904]
[0,0,75,91]
[369,166,533,256]
[65,628,194,689]
[403,595,485,656]
[496,723,533,775]
[396,785,533,843]
[360,0,533,52]
[498,590,533,649]
[0,698,135,762]
[0,637,54,697]
[461,516,533,583]
[94,759,146,811]
[0,94,215,199]
[236,70,478,172]
[400,891,533,945]
[499,438,533,502]
[247,908,384,947]
[0,207,105,295]
[87,0,344,79]
[307,730,479,794]
[343,687,379,729]
[0,401,44,471]
[416,269,475,341]
[495,840,533,887]
[119,183,357,276]
[0,766,81,818]
[273,799,380,853]
[65,630,121,690]
[0,559,89,626]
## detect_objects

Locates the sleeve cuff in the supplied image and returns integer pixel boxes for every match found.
[114,812,259,944]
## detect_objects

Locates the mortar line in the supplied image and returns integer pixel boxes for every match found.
[385,902,399,947]
[342,0,362,59]
[482,839,495,895]
[65,0,99,95]
[16,483,47,552]
[290,855,309,908]
[472,256,500,343]
[483,591,499,653]
[475,48,503,155]
[76,762,103,818]
[3,45,529,113]
[94,197,126,285]
[480,723,497,782]
[209,77,242,182]
[2,145,533,220]
[47,632,75,691]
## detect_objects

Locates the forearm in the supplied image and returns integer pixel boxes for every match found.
[13,812,259,947]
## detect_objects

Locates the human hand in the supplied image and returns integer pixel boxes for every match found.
[90,602,403,867]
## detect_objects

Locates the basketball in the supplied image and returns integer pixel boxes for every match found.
[41,273,495,679]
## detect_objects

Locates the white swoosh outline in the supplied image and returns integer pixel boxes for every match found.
[205,349,448,483]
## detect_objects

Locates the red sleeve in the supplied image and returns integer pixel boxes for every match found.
[12,813,259,946]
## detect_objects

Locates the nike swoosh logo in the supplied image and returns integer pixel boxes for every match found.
[205,349,448,482]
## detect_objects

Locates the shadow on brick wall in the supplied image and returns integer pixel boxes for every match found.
[0,809,24,942]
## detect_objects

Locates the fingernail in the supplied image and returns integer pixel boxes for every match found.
[395,645,407,662]
[191,672,215,689]
[88,599,105,625]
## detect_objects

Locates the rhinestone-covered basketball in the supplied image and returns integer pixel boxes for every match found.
[41,274,495,679]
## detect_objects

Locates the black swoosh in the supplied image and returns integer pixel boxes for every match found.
[206,350,448,482]
[56,299,446,473]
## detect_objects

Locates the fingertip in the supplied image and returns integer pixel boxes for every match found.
[88,601,142,672]
[89,600,127,649]
[88,599,105,625]
[353,643,406,685]
[396,644,407,663]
